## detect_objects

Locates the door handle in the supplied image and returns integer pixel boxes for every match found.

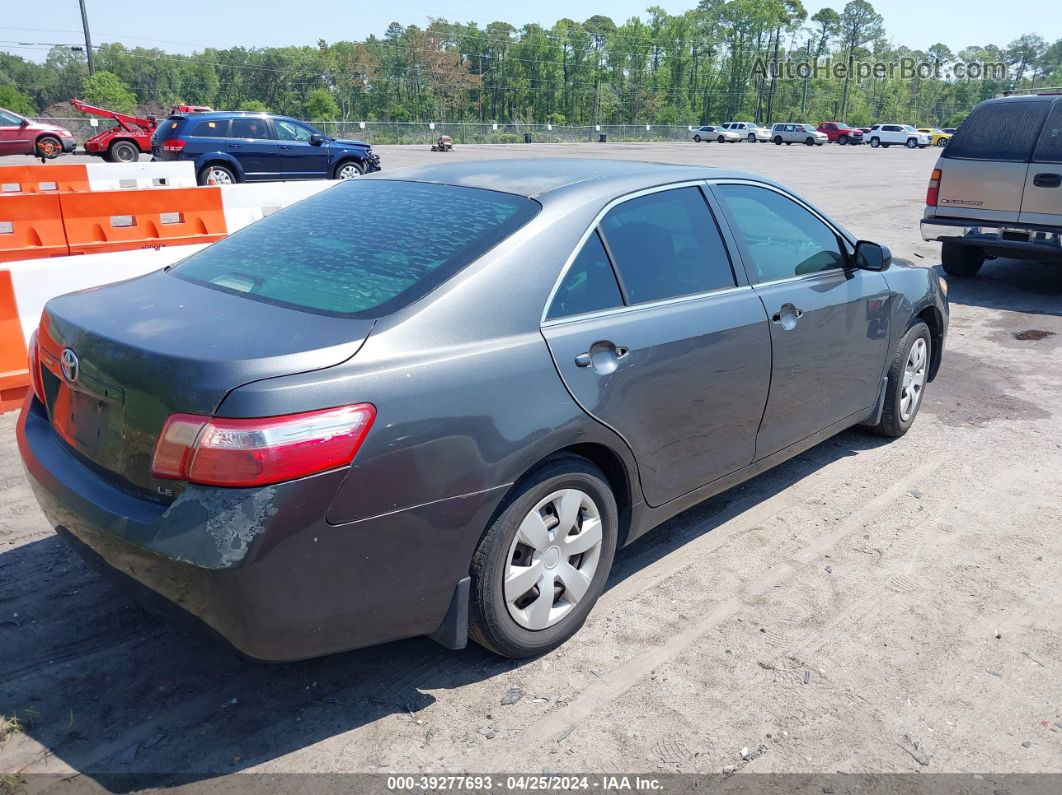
[575,342,629,372]
[280,145,293,150]
[229,143,242,149]
[771,304,804,330]
[1033,173,1062,188]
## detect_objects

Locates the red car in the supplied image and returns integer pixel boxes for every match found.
[72,99,213,163]
[0,107,77,159]
[816,121,864,145]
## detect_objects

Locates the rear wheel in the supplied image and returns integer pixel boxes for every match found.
[197,164,236,186]
[109,140,139,163]
[469,456,618,658]
[870,137,880,148]
[35,136,62,159]
[693,135,702,143]
[868,322,931,438]
[941,242,984,277]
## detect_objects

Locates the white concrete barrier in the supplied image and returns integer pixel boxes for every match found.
[85,161,198,191]
[220,180,335,232]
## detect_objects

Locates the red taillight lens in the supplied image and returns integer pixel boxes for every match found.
[151,404,376,487]
[926,167,941,207]
[161,138,186,153]
[28,328,45,404]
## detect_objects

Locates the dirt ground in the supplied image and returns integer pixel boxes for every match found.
[1,142,1061,786]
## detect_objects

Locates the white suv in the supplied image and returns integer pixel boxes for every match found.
[867,124,931,149]
[722,121,770,142]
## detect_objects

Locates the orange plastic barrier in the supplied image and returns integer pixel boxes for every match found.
[0,164,90,194]
[0,270,29,412]
[60,187,227,256]
[0,194,71,263]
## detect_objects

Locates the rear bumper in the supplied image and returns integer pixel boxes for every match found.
[16,397,502,661]
[921,217,1062,261]
[60,136,77,153]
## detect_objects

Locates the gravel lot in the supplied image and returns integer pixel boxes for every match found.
[1,142,1060,784]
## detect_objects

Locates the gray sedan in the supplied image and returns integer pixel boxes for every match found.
[18,160,948,660]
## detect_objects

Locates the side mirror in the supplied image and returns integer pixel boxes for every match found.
[19,118,29,127]
[855,240,892,271]
[309,134,324,146]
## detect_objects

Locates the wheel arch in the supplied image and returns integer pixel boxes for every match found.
[332,156,365,178]
[913,305,944,381]
[195,153,244,180]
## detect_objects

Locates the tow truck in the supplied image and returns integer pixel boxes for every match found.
[70,99,212,162]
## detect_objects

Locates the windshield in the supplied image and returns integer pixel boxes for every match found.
[172,180,540,317]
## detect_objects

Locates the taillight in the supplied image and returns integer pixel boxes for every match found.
[151,404,376,487]
[161,138,186,153]
[27,328,45,404]
[926,167,941,206]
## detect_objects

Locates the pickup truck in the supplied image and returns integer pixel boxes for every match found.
[816,121,864,145]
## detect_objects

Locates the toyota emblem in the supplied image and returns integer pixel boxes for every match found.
[60,348,79,383]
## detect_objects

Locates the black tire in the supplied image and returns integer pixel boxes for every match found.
[468,455,618,658]
[748,133,756,142]
[693,135,702,143]
[906,138,918,148]
[717,135,726,143]
[35,135,62,159]
[805,137,815,146]
[941,242,985,277]
[870,137,880,148]
[197,164,236,186]
[838,134,849,145]
[109,140,140,163]
[882,143,891,148]
[868,321,932,438]
[333,160,364,180]
[774,136,783,145]
[937,138,948,147]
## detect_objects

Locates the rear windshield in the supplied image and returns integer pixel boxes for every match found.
[152,118,183,143]
[171,180,540,317]
[944,100,1050,162]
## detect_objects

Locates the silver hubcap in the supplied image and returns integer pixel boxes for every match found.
[505,488,603,631]
[207,167,232,185]
[900,337,928,422]
[338,164,360,180]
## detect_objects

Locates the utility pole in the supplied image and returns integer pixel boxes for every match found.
[78,0,95,75]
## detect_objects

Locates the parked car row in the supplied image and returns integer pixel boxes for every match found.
[690,120,951,150]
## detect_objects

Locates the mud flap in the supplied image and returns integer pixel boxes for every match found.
[427,576,470,650]
[861,376,890,428]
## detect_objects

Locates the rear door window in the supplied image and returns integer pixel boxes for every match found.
[945,100,1050,162]
[230,117,273,139]
[717,184,846,283]
[172,181,540,317]
[546,231,623,320]
[599,187,736,304]
[1032,101,1062,163]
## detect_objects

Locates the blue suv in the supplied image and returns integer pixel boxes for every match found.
[151,111,381,185]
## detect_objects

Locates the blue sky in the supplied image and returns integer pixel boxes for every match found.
[1,0,1056,61]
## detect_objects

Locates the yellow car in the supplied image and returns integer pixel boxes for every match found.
[917,128,951,147]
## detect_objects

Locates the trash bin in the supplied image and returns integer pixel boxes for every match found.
[599,133,608,143]
[524,133,532,143]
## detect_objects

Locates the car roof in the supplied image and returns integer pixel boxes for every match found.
[367,158,774,201]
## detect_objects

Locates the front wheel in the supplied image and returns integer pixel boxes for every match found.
[838,134,849,145]
[748,133,757,143]
[717,135,726,143]
[805,137,815,146]
[906,138,918,148]
[469,456,618,658]
[774,136,783,145]
[937,138,948,147]
[868,322,931,438]
[36,136,62,159]
[334,160,364,180]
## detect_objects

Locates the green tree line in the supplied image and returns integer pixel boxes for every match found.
[2,0,1060,127]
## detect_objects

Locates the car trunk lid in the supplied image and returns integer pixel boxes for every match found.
[36,270,373,498]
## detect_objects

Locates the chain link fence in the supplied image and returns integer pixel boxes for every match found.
[37,118,699,146]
